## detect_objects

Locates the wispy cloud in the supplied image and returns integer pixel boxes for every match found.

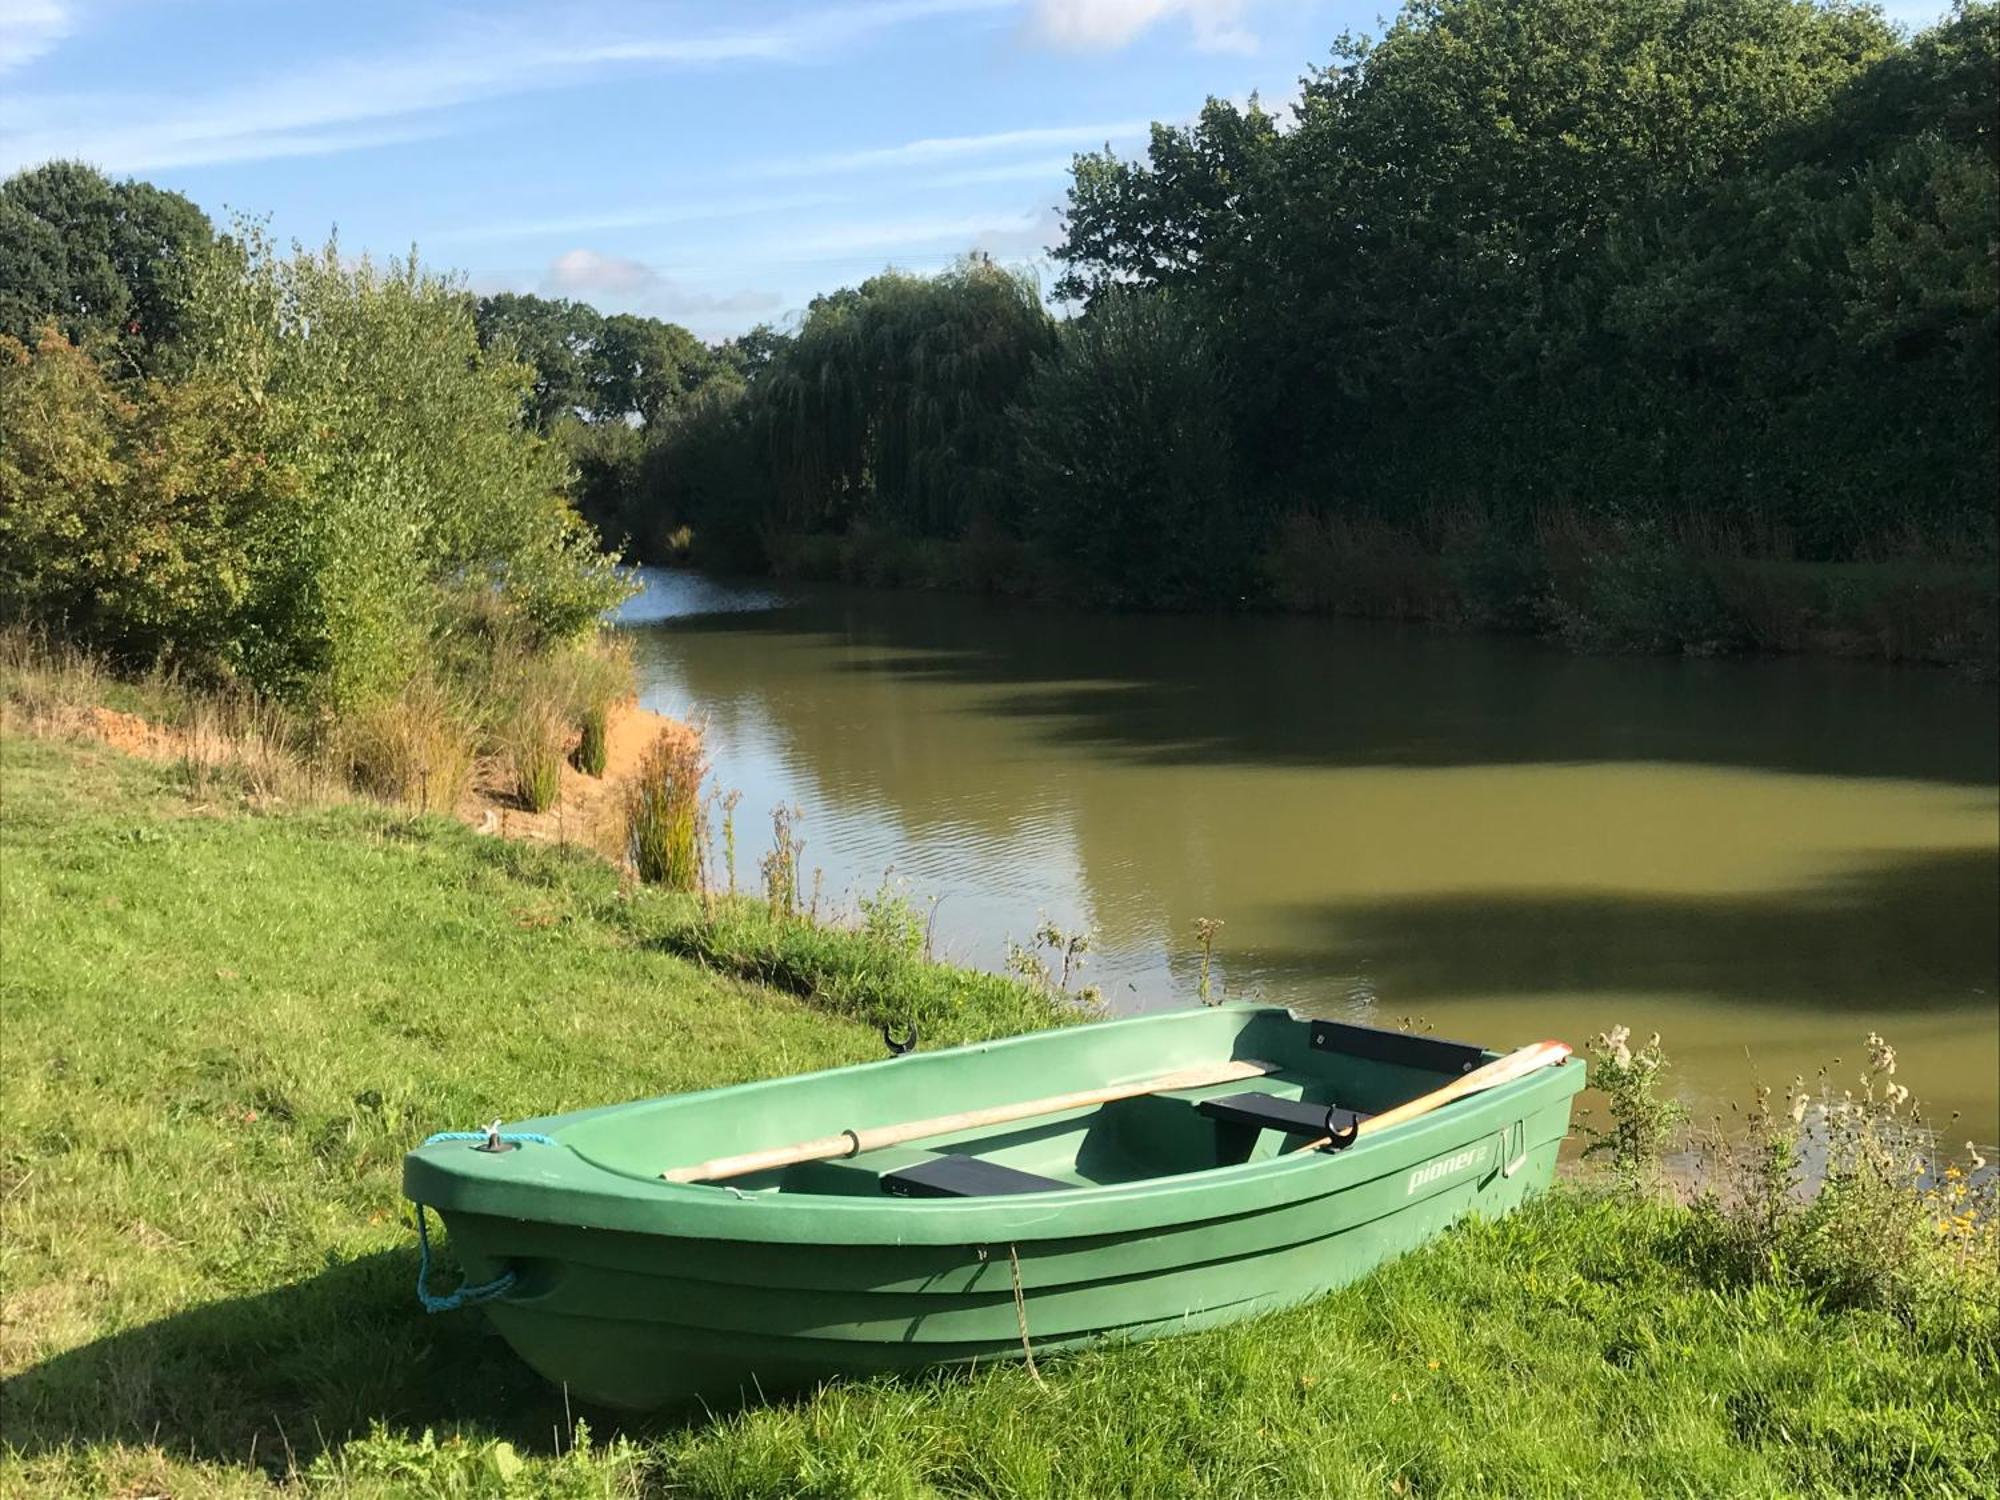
[0,0,72,72]
[428,125,1131,250]
[431,191,849,246]
[920,155,1086,189]
[1026,0,1258,55]
[0,0,1017,174]
[541,247,783,320]
[792,209,1043,255]
[771,120,1150,177]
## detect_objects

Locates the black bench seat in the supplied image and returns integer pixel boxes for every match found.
[881,1155,1071,1198]
[1198,1092,1372,1137]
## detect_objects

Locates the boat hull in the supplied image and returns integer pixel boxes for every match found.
[405,1007,1583,1409]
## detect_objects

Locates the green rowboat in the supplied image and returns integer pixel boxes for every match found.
[402,1005,1583,1409]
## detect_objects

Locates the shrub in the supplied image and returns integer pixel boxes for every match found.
[1541,521,1746,656]
[1579,1026,1687,1186]
[1684,1033,1999,1330]
[858,876,925,959]
[626,726,705,888]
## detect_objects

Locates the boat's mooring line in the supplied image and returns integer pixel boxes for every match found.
[1007,1244,1046,1389]
[412,1203,517,1312]
[422,1124,559,1151]
[410,1124,557,1312]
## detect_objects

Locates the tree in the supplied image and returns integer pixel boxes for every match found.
[755,259,1055,539]
[589,312,712,425]
[1013,292,1248,608]
[473,292,603,429]
[0,161,217,375]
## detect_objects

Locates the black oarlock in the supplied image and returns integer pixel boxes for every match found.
[1320,1105,1361,1151]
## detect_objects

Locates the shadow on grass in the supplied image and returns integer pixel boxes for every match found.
[0,1247,691,1472]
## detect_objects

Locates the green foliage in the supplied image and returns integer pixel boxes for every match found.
[1685,1035,2000,1331]
[1053,0,1992,564]
[1579,1025,1689,1184]
[560,2,1996,649]
[471,291,605,430]
[0,330,283,664]
[755,257,1054,541]
[1015,292,1251,608]
[2,213,634,709]
[470,293,742,433]
[0,161,217,375]
[858,876,926,959]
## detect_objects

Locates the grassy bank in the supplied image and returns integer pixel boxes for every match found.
[3,729,1995,1497]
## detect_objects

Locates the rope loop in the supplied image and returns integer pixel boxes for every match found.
[420,1128,558,1147]
[412,1203,517,1313]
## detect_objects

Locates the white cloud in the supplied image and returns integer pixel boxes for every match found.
[0,0,71,72]
[792,209,1043,254]
[1026,0,1257,54]
[431,191,847,246]
[784,119,1152,176]
[0,0,1018,174]
[546,248,661,298]
[541,248,781,319]
[919,155,1081,188]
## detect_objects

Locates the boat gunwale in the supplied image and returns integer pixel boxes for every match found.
[404,1006,1584,1245]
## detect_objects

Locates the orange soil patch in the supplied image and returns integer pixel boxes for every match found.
[80,706,183,759]
[39,695,698,859]
[467,699,696,852]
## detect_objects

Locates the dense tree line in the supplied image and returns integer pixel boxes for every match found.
[613,0,1995,655]
[4,0,1994,668]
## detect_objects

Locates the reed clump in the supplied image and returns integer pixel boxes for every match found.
[573,702,609,777]
[626,725,706,888]
[340,677,478,813]
[507,698,569,813]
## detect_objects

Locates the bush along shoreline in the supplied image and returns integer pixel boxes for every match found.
[1,726,1994,1496]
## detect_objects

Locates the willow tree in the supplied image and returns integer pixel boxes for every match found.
[755,258,1056,540]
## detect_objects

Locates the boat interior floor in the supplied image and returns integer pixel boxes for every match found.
[737,1074,1379,1200]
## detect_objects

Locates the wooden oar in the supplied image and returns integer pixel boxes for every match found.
[1304,1040,1572,1151]
[661,1057,1282,1184]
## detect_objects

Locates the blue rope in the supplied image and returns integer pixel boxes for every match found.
[410,1126,554,1312]
[413,1203,517,1313]
[421,1129,558,1147]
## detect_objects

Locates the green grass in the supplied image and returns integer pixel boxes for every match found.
[2,731,1994,1497]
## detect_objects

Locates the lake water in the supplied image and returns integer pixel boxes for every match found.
[620,569,2000,1145]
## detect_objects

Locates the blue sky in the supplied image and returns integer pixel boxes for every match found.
[1,0,1954,340]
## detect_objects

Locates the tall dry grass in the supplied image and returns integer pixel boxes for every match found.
[339,676,478,812]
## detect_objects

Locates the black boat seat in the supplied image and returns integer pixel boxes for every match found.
[1198,1092,1373,1137]
[880,1155,1071,1198]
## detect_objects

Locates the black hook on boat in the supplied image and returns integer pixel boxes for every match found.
[1320,1105,1360,1152]
[882,1021,919,1056]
